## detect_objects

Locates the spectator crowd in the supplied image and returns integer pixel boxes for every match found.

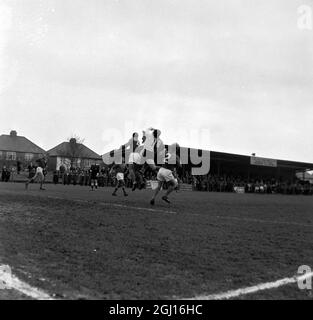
[1,166,11,182]
[2,162,313,195]
[187,173,313,195]
[52,166,121,188]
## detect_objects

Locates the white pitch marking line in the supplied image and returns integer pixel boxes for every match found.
[213,215,313,228]
[5,192,311,224]
[45,196,177,214]
[98,202,177,214]
[185,272,313,300]
[0,264,54,300]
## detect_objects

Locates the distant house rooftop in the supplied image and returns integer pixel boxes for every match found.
[0,130,45,154]
[47,139,101,159]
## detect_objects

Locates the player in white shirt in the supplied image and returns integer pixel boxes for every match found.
[142,128,155,153]
[150,146,181,205]
[141,127,165,171]
[25,158,46,190]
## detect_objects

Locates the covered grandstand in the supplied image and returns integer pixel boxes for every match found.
[103,146,313,183]
[102,145,313,195]
[189,148,313,183]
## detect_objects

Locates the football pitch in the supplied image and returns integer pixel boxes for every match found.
[0,182,312,300]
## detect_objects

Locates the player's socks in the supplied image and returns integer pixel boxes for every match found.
[150,199,155,205]
[162,196,171,204]
[132,182,137,191]
[25,182,28,190]
[40,187,45,190]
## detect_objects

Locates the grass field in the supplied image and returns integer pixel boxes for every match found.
[0,182,313,300]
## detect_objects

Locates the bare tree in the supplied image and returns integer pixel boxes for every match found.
[57,135,86,169]
[68,135,85,168]
[67,134,85,145]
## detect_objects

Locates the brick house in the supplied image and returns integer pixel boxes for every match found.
[0,130,46,170]
[47,138,102,171]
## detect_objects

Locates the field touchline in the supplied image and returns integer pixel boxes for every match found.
[184,271,313,300]
[213,215,313,228]
[98,202,178,214]
[44,195,178,214]
[0,264,54,300]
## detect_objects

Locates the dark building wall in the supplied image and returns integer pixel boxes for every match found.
[0,151,43,170]
[47,157,57,172]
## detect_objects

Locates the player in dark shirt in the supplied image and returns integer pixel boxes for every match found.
[109,160,129,197]
[90,164,100,191]
[122,132,143,191]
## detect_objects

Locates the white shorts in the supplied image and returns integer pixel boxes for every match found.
[36,167,43,174]
[140,149,155,165]
[116,173,124,181]
[157,168,175,183]
[146,158,155,165]
[128,152,142,165]
[33,168,44,181]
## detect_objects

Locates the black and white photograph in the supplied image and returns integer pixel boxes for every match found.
[0,0,313,308]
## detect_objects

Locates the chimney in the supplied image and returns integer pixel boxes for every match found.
[10,130,17,137]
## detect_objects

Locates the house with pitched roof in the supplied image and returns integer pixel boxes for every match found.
[47,138,102,171]
[0,130,46,169]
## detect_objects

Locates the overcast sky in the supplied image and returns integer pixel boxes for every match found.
[0,0,312,162]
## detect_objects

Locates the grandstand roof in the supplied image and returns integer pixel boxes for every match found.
[207,150,313,171]
[103,146,313,171]
[0,131,45,154]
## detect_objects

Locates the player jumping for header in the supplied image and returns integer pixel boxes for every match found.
[140,127,165,173]
[120,132,145,191]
